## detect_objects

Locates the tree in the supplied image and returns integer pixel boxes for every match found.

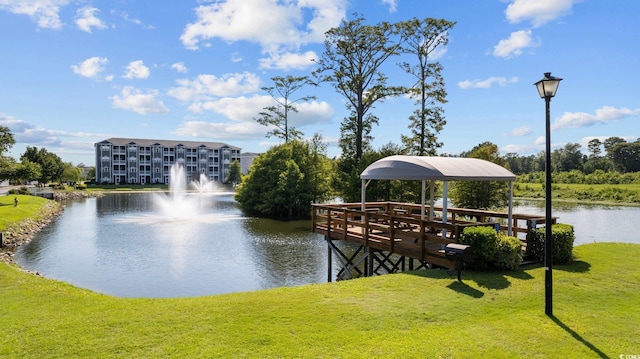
[235,140,333,219]
[314,15,404,162]
[604,136,626,155]
[254,75,317,143]
[584,138,612,174]
[20,146,64,184]
[15,160,41,184]
[226,160,242,186]
[587,138,602,158]
[0,125,15,155]
[397,18,455,156]
[0,155,17,182]
[608,138,640,172]
[451,142,510,209]
[61,162,83,184]
[551,142,584,172]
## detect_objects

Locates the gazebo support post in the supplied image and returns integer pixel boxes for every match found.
[421,180,426,220]
[508,181,514,236]
[442,181,449,238]
[429,181,435,222]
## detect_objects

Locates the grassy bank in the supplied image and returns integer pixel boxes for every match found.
[1,242,638,357]
[0,195,51,232]
[514,182,640,205]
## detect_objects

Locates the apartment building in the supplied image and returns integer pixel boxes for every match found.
[94,138,241,185]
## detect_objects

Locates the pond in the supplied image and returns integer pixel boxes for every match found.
[16,192,333,298]
[15,193,640,298]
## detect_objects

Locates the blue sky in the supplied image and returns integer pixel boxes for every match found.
[1,0,638,165]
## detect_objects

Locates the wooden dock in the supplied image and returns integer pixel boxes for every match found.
[312,202,554,281]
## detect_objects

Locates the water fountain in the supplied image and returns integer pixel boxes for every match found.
[120,164,234,224]
[154,164,200,219]
[191,172,218,193]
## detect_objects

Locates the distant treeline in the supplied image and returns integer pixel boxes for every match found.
[504,136,640,175]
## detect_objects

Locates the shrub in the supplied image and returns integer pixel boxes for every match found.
[8,186,30,195]
[527,223,575,264]
[493,235,523,270]
[459,226,497,270]
[76,183,87,190]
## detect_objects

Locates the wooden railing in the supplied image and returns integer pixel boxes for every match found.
[312,202,555,267]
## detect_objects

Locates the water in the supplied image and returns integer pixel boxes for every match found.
[14,194,639,298]
[511,199,640,245]
[15,193,332,298]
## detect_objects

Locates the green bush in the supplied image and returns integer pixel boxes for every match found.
[493,235,523,270]
[459,226,498,270]
[527,223,575,264]
[8,186,30,195]
[76,183,87,190]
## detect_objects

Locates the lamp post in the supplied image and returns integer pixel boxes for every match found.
[534,72,562,316]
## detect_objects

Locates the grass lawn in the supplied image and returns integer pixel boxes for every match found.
[514,182,640,205]
[1,242,638,358]
[0,195,51,232]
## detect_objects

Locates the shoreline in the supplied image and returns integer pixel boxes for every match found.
[2,191,636,267]
[0,191,102,266]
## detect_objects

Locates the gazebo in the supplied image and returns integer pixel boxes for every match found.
[360,155,517,236]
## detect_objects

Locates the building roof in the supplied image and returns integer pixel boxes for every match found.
[360,155,516,181]
[96,137,241,150]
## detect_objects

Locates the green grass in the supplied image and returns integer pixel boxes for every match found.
[0,195,51,232]
[1,242,638,358]
[514,182,640,205]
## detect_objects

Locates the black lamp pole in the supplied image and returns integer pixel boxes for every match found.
[534,72,562,316]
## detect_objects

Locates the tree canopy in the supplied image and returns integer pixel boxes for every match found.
[254,75,316,143]
[235,139,333,219]
[451,142,510,209]
[314,15,404,162]
[397,18,455,156]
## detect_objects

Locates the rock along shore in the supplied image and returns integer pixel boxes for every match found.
[0,191,103,267]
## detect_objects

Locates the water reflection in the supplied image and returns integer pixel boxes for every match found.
[15,193,331,298]
[512,199,640,245]
[14,194,640,298]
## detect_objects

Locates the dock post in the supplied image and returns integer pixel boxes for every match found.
[326,237,332,282]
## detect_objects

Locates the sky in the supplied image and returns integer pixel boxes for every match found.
[1,0,639,166]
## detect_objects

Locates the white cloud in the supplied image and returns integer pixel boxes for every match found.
[123,60,150,79]
[381,0,397,13]
[292,101,334,126]
[258,50,317,70]
[110,87,169,115]
[71,56,111,80]
[75,6,106,33]
[0,0,69,29]
[501,143,538,154]
[171,62,188,73]
[173,120,268,140]
[552,106,640,130]
[0,113,108,155]
[189,95,272,119]
[506,126,533,137]
[493,30,536,58]
[458,76,519,89]
[180,0,345,50]
[506,0,577,27]
[184,95,333,130]
[168,72,261,103]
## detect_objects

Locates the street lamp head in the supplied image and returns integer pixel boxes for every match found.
[535,72,563,99]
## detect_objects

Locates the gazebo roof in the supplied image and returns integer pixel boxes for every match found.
[360,155,516,181]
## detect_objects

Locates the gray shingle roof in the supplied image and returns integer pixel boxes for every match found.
[97,137,241,150]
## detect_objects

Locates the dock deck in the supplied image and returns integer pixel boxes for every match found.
[312,202,553,280]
